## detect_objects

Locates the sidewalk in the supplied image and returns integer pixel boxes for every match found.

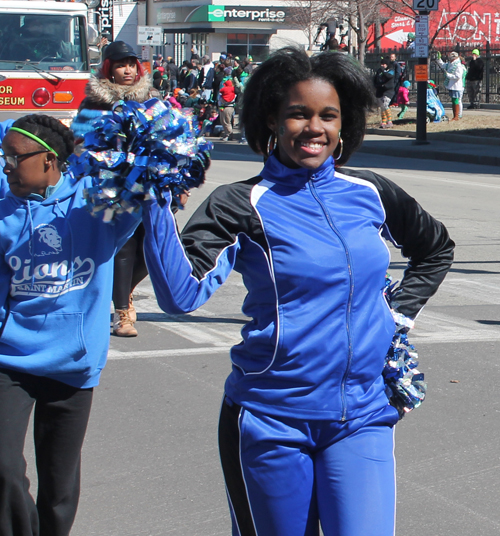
[359,131,500,167]
[360,107,500,167]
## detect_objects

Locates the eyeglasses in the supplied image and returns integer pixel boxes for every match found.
[0,148,48,168]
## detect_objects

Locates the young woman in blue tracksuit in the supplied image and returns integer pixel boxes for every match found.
[0,114,139,536]
[141,48,455,535]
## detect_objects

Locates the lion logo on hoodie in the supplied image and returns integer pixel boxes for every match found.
[32,224,63,256]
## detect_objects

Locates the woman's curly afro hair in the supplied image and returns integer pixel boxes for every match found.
[241,47,377,167]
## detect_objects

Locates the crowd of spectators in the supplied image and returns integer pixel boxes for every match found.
[150,51,254,143]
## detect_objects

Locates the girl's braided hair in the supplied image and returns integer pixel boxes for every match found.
[241,47,377,167]
[11,114,74,169]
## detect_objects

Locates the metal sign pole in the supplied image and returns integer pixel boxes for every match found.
[415,11,430,144]
[145,0,155,75]
[412,0,438,144]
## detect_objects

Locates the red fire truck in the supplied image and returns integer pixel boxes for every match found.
[0,0,99,123]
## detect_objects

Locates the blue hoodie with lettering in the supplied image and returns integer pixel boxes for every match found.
[0,171,140,388]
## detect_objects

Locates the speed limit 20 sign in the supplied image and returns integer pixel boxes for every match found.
[413,0,439,10]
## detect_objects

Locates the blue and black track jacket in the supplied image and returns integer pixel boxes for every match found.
[143,155,454,422]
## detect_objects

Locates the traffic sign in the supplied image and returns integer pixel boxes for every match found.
[414,64,428,82]
[137,26,163,46]
[415,44,429,57]
[413,0,439,10]
[415,15,429,35]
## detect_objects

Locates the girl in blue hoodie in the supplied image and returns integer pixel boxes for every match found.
[0,114,140,536]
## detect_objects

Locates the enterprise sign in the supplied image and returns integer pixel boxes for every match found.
[208,6,286,22]
[98,0,114,39]
[158,5,289,24]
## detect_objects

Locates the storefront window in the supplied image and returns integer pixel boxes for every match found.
[227,33,247,45]
[249,34,268,45]
[248,46,269,62]
[174,33,186,65]
[191,33,208,58]
[227,33,269,61]
[227,45,248,59]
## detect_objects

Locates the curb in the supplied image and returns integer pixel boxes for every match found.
[365,128,500,146]
[212,127,500,168]
[358,142,500,167]
[358,137,500,167]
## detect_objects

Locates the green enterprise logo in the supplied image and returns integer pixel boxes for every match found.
[208,5,225,21]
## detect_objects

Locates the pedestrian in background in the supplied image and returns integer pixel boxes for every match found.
[167,57,179,91]
[153,54,163,69]
[182,61,199,92]
[71,40,159,337]
[373,57,395,128]
[466,49,484,109]
[218,70,236,141]
[233,67,250,144]
[389,52,403,105]
[199,55,215,101]
[396,80,411,119]
[436,50,465,121]
[212,63,226,111]
[140,47,454,536]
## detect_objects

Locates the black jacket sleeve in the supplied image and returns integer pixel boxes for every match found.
[180,177,266,280]
[340,168,455,319]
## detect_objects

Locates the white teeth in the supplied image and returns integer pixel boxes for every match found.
[301,142,323,149]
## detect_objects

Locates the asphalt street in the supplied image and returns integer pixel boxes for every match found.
[25,142,500,535]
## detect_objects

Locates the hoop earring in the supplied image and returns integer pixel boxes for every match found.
[333,136,343,161]
[267,132,276,156]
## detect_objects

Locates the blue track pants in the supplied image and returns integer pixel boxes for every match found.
[219,397,399,536]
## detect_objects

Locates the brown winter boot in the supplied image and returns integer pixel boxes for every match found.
[451,103,460,121]
[113,309,138,337]
[128,294,137,324]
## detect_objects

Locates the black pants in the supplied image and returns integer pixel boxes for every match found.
[0,368,93,536]
[113,223,148,310]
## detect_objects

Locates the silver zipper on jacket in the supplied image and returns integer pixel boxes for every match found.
[309,179,353,422]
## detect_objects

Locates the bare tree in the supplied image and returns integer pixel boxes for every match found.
[284,0,384,63]
[378,0,491,47]
[285,0,340,50]
[332,0,381,63]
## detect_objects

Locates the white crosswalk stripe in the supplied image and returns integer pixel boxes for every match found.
[108,346,232,360]
[131,288,244,345]
[439,277,500,305]
[108,275,500,360]
[412,310,500,343]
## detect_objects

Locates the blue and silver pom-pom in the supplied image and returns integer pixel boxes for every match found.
[383,275,427,418]
[68,98,212,221]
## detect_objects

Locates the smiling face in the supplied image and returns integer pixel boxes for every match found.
[268,78,342,170]
[2,131,58,197]
[111,57,138,86]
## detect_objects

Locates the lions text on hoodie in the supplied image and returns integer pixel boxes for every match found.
[0,172,140,387]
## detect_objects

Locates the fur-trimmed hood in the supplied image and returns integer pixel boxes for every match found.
[82,75,159,109]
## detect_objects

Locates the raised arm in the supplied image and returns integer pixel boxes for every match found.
[142,180,258,314]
